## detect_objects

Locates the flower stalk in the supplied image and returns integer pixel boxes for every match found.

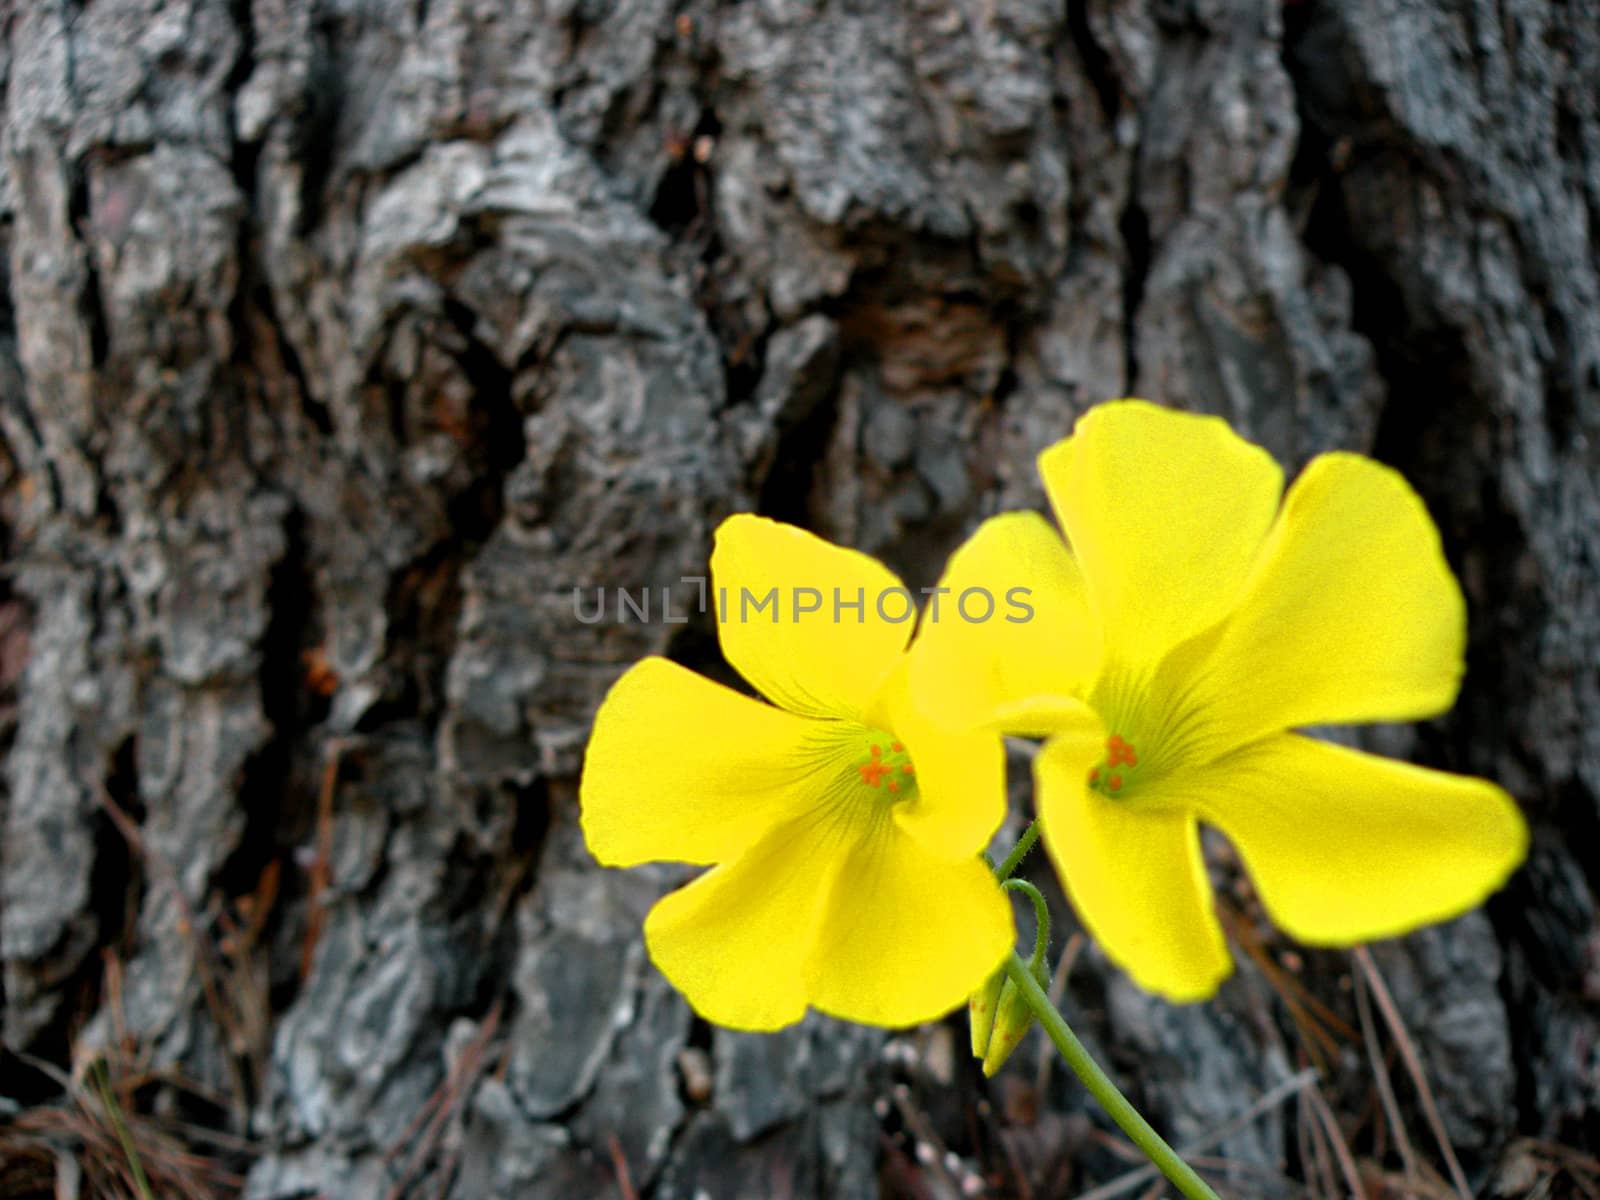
[993,820,1041,880]
[1000,951,1222,1200]
[984,823,1219,1197]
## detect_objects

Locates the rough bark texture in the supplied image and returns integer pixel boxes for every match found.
[0,1,1596,1197]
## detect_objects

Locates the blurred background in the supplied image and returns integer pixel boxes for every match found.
[0,0,1596,1196]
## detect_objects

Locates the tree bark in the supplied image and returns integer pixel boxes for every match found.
[0,0,1595,1196]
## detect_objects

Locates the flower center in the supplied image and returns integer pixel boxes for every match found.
[855,736,916,799]
[1088,733,1140,797]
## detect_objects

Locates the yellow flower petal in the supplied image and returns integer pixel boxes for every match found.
[806,828,1013,1027]
[1039,401,1283,669]
[871,657,1007,859]
[1189,453,1467,750]
[712,514,911,721]
[1035,718,1233,1002]
[580,657,819,867]
[1188,734,1528,944]
[908,511,1102,736]
[643,818,836,1031]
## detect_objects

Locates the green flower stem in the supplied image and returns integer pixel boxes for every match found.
[994,820,1040,879]
[1001,878,1051,969]
[1001,952,1222,1200]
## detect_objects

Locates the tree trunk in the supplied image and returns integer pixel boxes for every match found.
[1,0,1595,1196]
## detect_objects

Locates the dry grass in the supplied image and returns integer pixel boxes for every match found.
[0,779,275,1199]
[0,1051,244,1200]
[379,999,508,1200]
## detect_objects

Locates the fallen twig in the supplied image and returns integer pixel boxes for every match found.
[1353,947,1471,1200]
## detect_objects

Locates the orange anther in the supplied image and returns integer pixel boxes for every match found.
[900,763,914,775]
[891,742,904,752]
[888,781,899,793]
[1106,735,1138,768]
[1090,767,1100,783]
[870,744,882,759]
[1108,774,1122,791]
[858,760,891,787]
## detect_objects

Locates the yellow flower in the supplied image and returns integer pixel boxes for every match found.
[579,514,1013,1031]
[913,400,1528,1002]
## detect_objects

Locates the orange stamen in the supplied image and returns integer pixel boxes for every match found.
[1108,774,1122,791]
[901,763,914,775]
[858,760,891,787]
[1106,735,1139,768]
[890,742,904,752]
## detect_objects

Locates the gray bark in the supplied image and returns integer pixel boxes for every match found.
[0,0,1595,1196]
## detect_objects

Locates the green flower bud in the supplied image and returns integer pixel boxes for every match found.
[968,968,1005,1058]
[981,958,1049,1077]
